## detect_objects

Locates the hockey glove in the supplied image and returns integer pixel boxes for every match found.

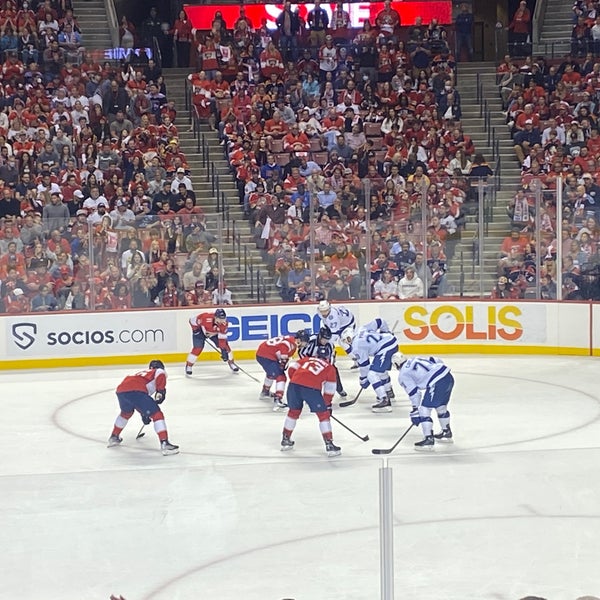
[220,348,229,362]
[359,377,369,389]
[278,359,289,370]
[409,408,421,427]
[142,413,152,425]
[155,390,166,404]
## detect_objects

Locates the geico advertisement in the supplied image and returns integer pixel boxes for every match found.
[6,312,177,356]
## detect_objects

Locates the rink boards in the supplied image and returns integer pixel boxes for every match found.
[0,300,597,369]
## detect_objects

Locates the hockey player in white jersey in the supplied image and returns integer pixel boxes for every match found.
[316,300,356,351]
[393,353,454,449]
[342,326,399,413]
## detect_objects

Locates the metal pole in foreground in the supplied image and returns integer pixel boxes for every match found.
[379,460,394,600]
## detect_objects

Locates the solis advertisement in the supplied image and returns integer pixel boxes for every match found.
[183,2,453,31]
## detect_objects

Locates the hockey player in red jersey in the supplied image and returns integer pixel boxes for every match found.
[185,308,238,375]
[107,360,179,455]
[256,330,308,411]
[281,347,342,457]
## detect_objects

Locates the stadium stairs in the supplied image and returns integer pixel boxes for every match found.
[73,0,113,52]
[162,68,280,303]
[536,0,575,57]
[451,61,522,295]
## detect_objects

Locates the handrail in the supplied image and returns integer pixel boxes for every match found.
[532,0,547,46]
[104,0,120,49]
[151,36,162,69]
[459,251,465,297]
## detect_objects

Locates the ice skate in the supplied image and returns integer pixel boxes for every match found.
[387,389,395,401]
[325,440,341,457]
[185,365,192,376]
[259,389,273,401]
[107,435,122,447]
[280,434,295,451]
[414,435,435,451]
[161,440,179,455]
[433,426,453,442]
[338,389,348,398]
[371,398,392,413]
[272,397,288,411]
[228,360,239,373]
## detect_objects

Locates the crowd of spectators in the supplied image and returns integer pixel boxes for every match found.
[571,0,600,58]
[0,2,237,313]
[189,2,491,303]
[499,50,600,301]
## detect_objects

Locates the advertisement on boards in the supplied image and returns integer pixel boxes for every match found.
[5,312,178,358]
[184,2,453,31]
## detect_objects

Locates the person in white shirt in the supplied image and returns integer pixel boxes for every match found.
[212,282,233,305]
[170,168,193,192]
[397,266,424,299]
[541,118,566,146]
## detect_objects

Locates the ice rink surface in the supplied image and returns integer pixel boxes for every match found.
[3,355,600,600]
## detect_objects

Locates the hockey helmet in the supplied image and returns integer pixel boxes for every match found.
[391,352,407,370]
[295,329,311,344]
[318,325,332,340]
[317,299,331,316]
[316,345,330,362]
[149,359,165,370]
[214,308,227,320]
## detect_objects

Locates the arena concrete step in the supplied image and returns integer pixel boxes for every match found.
[162,67,282,303]
[73,0,114,51]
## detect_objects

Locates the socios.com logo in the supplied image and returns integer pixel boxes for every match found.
[11,324,165,351]
[12,322,38,350]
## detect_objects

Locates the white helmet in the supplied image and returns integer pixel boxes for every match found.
[341,326,355,344]
[392,352,407,369]
[317,300,331,316]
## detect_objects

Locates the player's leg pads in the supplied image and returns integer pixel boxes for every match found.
[316,410,331,422]
[151,410,165,422]
[437,410,450,419]
[368,370,389,402]
[288,409,302,420]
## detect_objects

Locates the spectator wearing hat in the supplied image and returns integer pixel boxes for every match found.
[513,118,541,164]
[170,167,192,193]
[491,276,519,299]
[200,247,223,281]
[5,286,30,313]
[185,279,212,306]
[110,200,136,230]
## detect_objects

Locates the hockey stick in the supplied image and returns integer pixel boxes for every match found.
[136,424,146,439]
[330,414,369,442]
[231,362,261,383]
[339,387,363,408]
[371,424,414,455]
[204,338,261,382]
